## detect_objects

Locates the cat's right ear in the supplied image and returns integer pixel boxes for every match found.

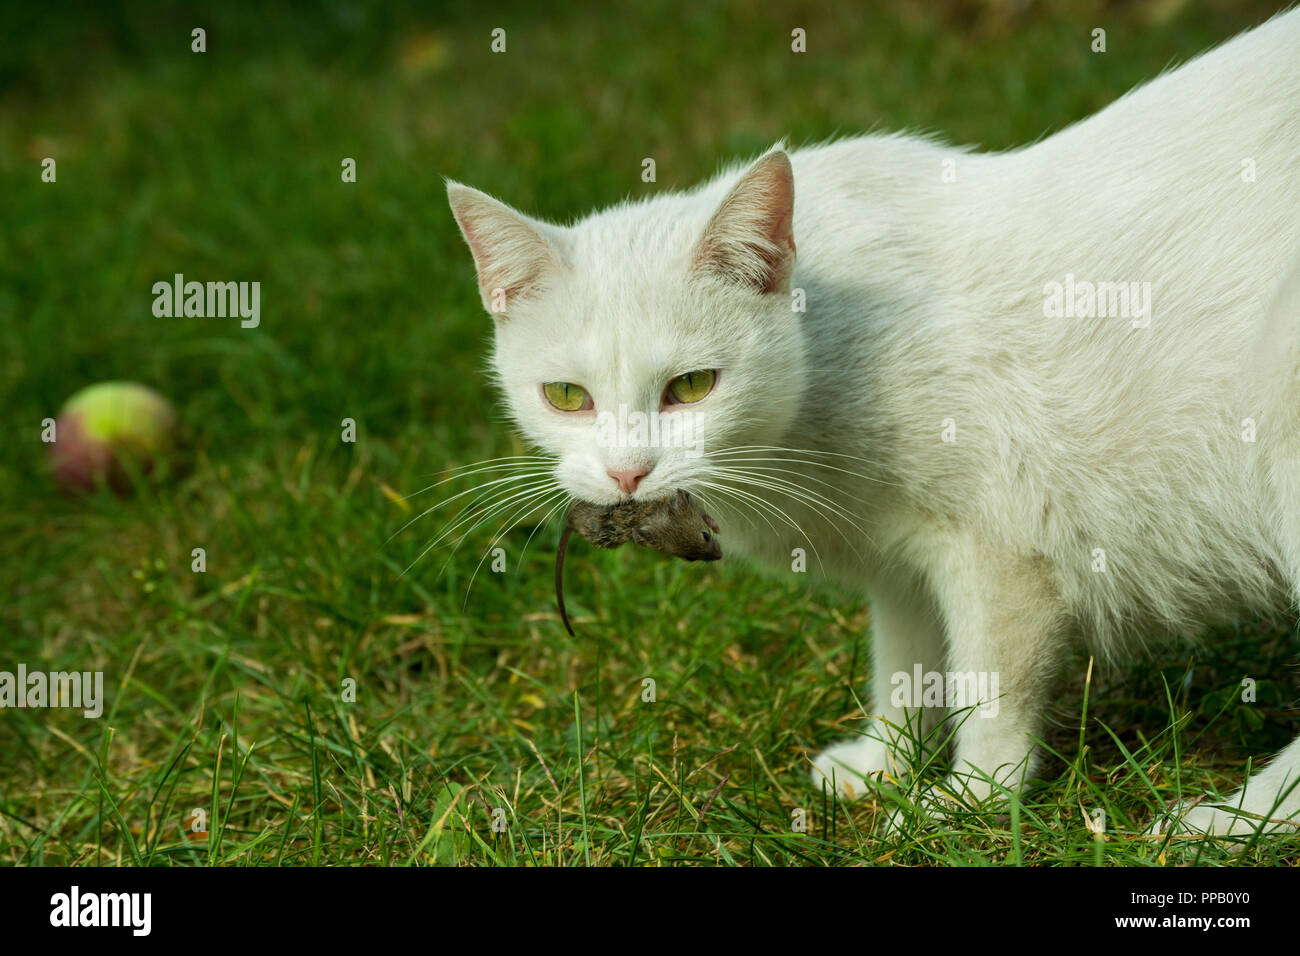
[446,181,562,316]
[690,148,796,295]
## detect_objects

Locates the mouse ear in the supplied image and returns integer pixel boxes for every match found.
[669,489,690,515]
[703,513,720,534]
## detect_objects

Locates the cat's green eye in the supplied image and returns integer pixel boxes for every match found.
[666,370,716,405]
[543,382,590,412]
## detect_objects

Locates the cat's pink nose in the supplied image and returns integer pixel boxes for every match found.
[607,467,649,495]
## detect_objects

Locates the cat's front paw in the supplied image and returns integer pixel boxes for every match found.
[810,736,900,800]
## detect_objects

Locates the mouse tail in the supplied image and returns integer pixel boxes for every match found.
[556,524,575,637]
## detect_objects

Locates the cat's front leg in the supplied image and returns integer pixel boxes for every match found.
[811,576,945,799]
[929,542,1068,807]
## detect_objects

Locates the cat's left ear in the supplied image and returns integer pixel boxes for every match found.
[446,182,563,316]
[690,147,796,295]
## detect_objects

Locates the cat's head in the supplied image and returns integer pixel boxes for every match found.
[447,147,805,506]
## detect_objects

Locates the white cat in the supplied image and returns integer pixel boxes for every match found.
[447,9,1300,836]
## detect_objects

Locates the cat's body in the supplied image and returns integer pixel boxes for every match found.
[449,9,1300,835]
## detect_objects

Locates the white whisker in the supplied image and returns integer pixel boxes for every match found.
[403,455,557,497]
[460,488,570,603]
[708,467,871,560]
[402,477,557,578]
[389,469,555,542]
[697,478,829,577]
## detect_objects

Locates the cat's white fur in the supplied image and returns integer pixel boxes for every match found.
[448,9,1300,836]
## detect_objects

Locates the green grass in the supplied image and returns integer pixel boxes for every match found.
[2,0,1298,866]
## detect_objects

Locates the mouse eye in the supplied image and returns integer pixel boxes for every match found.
[701,531,711,542]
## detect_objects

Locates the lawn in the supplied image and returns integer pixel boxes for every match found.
[2,0,1297,866]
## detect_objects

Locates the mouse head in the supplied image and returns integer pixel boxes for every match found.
[631,489,722,560]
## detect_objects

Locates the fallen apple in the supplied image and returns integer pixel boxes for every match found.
[49,381,177,493]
